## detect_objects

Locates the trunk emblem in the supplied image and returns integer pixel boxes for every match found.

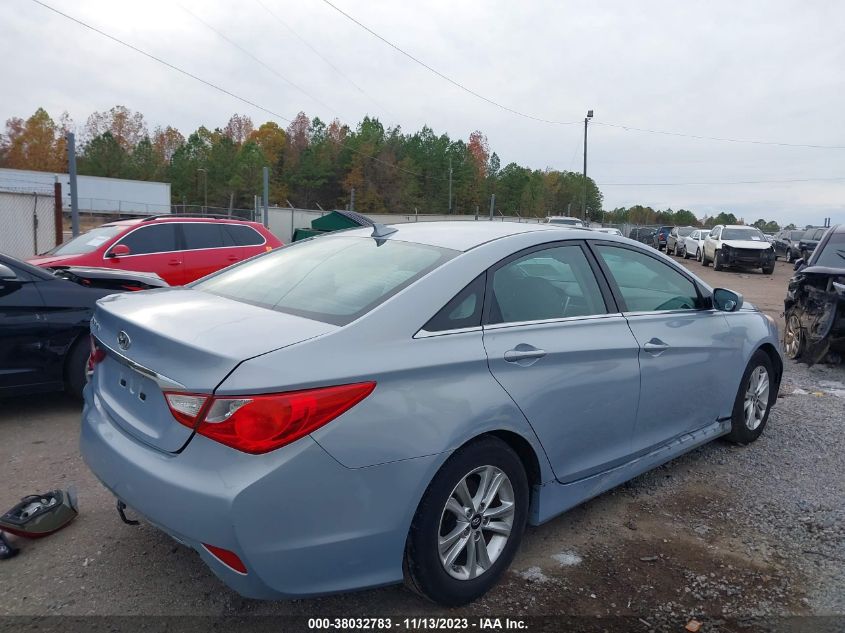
[117,331,131,351]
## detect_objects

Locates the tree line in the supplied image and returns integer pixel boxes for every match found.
[0,105,790,230]
[0,106,603,217]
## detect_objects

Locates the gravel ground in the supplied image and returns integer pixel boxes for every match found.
[0,257,843,630]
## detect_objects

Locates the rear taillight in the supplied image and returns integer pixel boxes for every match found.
[164,382,375,454]
[87,335,106,377]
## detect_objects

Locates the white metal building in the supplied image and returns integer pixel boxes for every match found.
[0,167,171,215]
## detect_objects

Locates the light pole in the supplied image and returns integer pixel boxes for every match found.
[197,168,208,213]
[582,109,593,222]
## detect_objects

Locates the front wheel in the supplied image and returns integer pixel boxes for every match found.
[762,263,775,275]
[786,249,794,263]
[681,245,689,259]
[783,310,804,360]
[725,350,776,445]
[713,250,724,271]
[404,437,528,606]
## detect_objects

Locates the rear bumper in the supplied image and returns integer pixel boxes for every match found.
[81,388,442,599]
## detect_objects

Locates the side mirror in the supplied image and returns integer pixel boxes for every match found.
[793,258,804,271]
[712,288,743,312]
[0,263,17,281]
[107,244,131,258]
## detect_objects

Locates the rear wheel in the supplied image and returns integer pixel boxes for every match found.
[404,437,528,606]
[786,249,794,263]
[696,248,702,262]
[783,310,804,360]
[65,336,89,400]
[725,350,775,444]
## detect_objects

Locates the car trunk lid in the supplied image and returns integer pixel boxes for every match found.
[91,288,337,452]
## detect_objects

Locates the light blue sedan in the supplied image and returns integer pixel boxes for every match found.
[81,221,782,605]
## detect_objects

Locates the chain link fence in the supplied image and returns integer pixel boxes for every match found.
[0,187,60,259]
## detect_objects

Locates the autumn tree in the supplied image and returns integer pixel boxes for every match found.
[0,108,68,171]
[223,114,255,145]
[85,105,147,149]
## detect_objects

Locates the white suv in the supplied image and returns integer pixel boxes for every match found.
[702,225,775,274]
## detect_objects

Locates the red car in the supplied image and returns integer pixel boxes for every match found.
[29,216,282,286]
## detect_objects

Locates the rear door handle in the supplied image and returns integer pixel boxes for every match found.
[504,346,547,365]
[226,255,239,262]
[168,258,181,266]
[643,338,669,355]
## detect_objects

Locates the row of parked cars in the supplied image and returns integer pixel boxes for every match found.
[0,215,281,399]
[633,224,776,273]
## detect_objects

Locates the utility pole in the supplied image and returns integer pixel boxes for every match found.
[448,157,453,214]
[583,109,593,222]
[66,132,80,237]
[197,168,208,212]
[350,187,355,212]
[262,166,269,228]
[489,193,495,221]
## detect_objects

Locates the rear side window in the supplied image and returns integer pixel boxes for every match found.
[182,223,226,250]
[116,224,178,255]
[595,245,701,312]
[223,224,265,246]
[489,245,607,324]
[423,274,485,332]
[194,236,455,325]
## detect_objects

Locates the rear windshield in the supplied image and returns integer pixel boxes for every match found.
[812,233,845,268]
[548,218,582,226]
[44,225,124,255]
[721,228,765,241]
[194,236,456,325]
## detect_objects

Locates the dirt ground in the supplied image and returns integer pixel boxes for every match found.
[1,256,843,631]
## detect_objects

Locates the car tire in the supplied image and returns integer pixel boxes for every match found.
[762,263,775,275]
[682,245,689,259]
[404,436,529,606]
[700,250,708,266]
[786,249,794,263]
[725,350,776,445]
[696,248,702,262]
[713,250,724,271]
[783,310,804,360]
[65,336,89,400]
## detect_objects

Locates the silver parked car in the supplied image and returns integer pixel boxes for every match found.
[680,229,711,261]
[81,222,782,606]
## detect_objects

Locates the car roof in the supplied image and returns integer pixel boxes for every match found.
[722,224,756,229]
[340,221,584,252]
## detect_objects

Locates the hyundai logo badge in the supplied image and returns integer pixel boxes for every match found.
[117,331,131,351]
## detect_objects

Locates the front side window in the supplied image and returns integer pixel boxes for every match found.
[194,236,455,325]
[115,224,178,255]
[595,245,701,312]
[711,228,721,239]
[488,245,606,325]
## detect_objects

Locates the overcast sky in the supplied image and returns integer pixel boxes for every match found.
[3,0,844,226]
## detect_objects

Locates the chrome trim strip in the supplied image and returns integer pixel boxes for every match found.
[95,337,186,391]
[483,313,624,331]
[414,325,482,339]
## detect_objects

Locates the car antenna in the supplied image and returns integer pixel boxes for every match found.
[371,223,397,244]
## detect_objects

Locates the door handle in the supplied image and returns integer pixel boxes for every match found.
[504,346,546,364]
[168,259,181,266]
[643,338,669,355]
[226,255,239,261]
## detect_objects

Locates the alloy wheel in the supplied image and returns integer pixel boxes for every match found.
[743,366,770,431]
[784,313,803,359]
[696,249,701,261]
[438,465,515,581]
